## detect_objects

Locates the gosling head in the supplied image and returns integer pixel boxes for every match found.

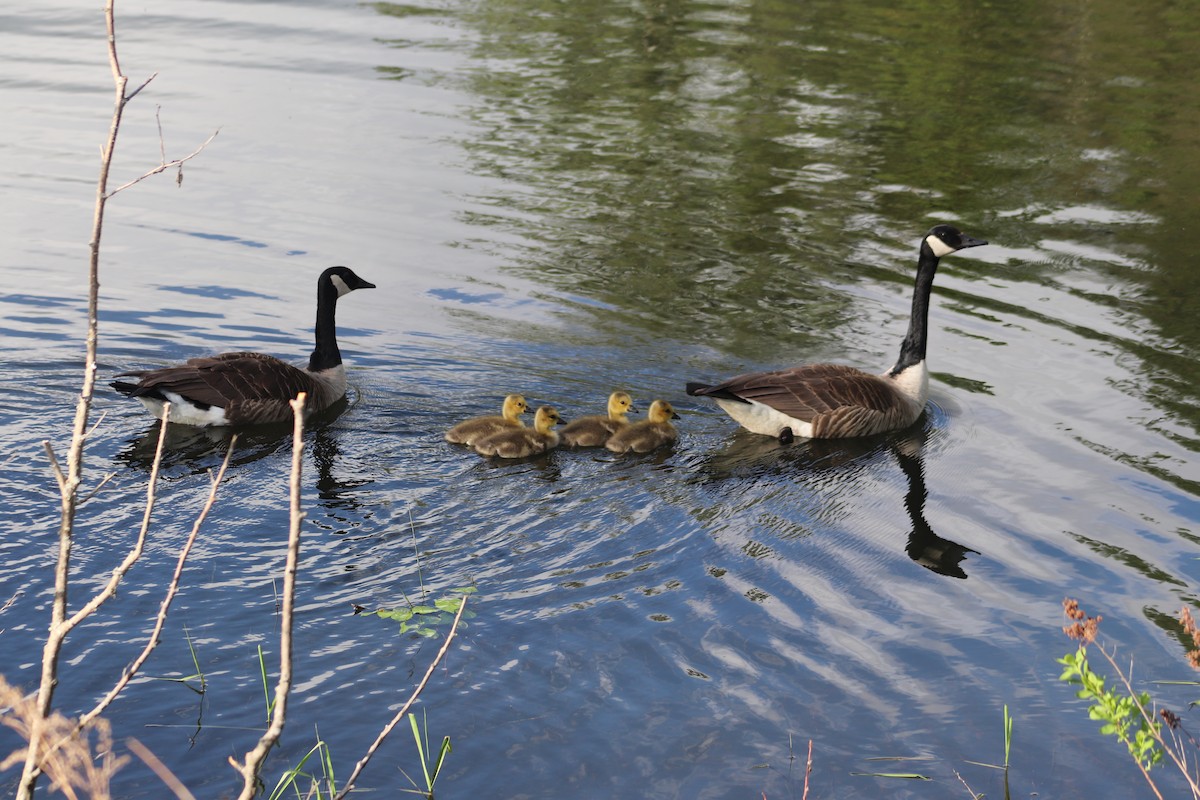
[533,406,567,432]
[607,391,637,419]
[646,399,681,423]
[502,394,530,421]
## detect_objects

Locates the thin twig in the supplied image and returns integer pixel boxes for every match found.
[16,0,122,790]
[802,738,812,800]
[230,395,307,798]
[72,426,236,735]
[124,71,157,103]
[60,407,170,639]
[127,737,197,800]
[78,471,117,506]
[155,105,166,164]
[334,596,467,799]
[953,769,981,799]
[1097,643,1196,799]
[42,440,66,493]
[1,591,21,615]
[106,128,219,198]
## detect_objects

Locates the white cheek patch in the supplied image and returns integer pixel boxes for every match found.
[925,234,957,258]
[331,274,351,296]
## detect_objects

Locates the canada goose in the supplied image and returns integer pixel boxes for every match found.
[474,405,566,458]
[686,224,987,442]
[605,399,680,454]
[560,391,637,447]
[111,266,376,427]
[445,394,530,445]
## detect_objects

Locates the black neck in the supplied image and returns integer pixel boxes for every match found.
[307,278,342,372]
[889,244,940,376]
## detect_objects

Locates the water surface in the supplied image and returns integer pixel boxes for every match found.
[2,0,1199,797]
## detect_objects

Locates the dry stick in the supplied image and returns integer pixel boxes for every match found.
[801,739,812,800]
[106,127,219,198]
[334,595,467,800]
[18,0,218,793]
[126,738,197,800]
[16,2,126,794]
[229,395,308,799]
[73,430,237,735]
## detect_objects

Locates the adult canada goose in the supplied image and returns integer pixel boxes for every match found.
[445,394,530,445]
[686,224,987,442]
[560,391,637,447]
[474,405,566,458]
[605,399,680,454]
[111,266,376,427]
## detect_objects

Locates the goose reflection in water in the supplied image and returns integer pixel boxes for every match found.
[113,396,373,515]
[691,421,977,579]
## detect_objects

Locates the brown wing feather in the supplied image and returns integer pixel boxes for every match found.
[121,353,319,412]
[701,364,903,423]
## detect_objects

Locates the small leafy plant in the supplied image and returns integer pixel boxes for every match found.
[358,588,476,638]
[1058,599,1200,798]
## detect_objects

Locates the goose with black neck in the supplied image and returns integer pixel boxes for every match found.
[687,225,988,442]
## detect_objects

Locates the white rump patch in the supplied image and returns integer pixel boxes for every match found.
[139,391,230,427]
[715,398,814,439]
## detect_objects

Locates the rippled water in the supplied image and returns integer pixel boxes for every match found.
[3,0,1200,797]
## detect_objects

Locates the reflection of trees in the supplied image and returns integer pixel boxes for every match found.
[378,0,1200,453]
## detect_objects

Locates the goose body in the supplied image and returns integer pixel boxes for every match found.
[445,394,529,445]
[560,391,636,447]
[474,406,566,458]
[112,266,375,427]
[605,399,680,454]
[687,225,987,441]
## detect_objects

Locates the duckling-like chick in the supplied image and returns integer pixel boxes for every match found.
[560,391,637,447]
[605,399,680,454]
[474,406,566,458]
[445,394,529,445]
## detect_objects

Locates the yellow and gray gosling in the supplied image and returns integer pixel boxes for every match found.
[445,394,529,445]
[687,225,988,442]
[111,266,376,427]
[560,391,637,447]
[605,399,680,454]
[474,406,566,458]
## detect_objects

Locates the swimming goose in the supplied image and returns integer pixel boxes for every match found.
[605,399,680,454]
[474,405,566,458]
[111,266,376,427]
[560,391,637,447]
[445,394,530,445]
[686,224,987,442]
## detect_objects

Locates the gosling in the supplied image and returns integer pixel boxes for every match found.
[474,406,566,458]
[560,391,637,447]
[445,394,529,445]
[605,399,680,454]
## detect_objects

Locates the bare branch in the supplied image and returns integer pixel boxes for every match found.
[106,128,219,198]
[334,595,467,799]
[70,426,236,735]
[125,71,158,103]
[42,440,66,494]
[78,472,117,506]
[230,394,307,798]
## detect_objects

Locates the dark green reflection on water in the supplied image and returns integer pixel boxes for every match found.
[377,0,1200,433]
